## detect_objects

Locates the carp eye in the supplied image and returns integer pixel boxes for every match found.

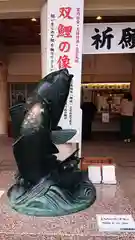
[31,103,43,116]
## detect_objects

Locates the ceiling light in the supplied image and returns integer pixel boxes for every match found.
[31,18,37,22]
[96,16,102,20]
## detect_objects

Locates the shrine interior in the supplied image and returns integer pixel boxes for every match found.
[81,53,135,141]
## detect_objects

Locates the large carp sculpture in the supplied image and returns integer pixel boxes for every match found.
[7,69,96,216]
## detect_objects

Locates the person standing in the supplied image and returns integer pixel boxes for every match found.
[120,93,134,143]
[81,101,97,141]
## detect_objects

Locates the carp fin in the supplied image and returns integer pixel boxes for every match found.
[51,129,77,144]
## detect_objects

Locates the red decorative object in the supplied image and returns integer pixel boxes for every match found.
[57,55,71,69]
[59,7,73,19]
[59,41,70,52]
[57,24,72,38]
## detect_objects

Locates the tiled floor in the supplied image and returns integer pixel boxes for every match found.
[0,136,135,239]
[82,140,135,210]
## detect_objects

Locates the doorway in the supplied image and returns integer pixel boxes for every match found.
[81,53,134,141]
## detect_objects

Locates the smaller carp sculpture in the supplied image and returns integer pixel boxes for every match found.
[7,69,96,216]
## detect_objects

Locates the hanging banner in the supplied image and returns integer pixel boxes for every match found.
[47,0,84,143]
[83,23,135,54]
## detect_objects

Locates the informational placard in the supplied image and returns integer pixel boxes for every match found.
[88,165,101,184]
[102,165,116,184]
[102,112,109,123]
[47,0,84,144]
[96,214,135,232]
[83,23,135,54]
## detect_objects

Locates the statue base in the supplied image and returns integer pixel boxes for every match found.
[7,169,96,217]
[0,171,134,239]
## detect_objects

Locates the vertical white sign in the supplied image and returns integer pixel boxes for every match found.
[41,3,47,78]
[47,0,84,144]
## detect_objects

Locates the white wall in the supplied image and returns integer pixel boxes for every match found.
[8,53,41,76]
[7,47,133,84]
[7,46,41,83]
[82,54,133,83]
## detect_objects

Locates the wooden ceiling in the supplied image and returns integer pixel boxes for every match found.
[84,15,135,23]
[1,16,135,46]
[0,18,40,45]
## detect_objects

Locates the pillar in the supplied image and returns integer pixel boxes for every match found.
[41,0,84,156]
[0,62,8,135]
[131,55,135,102]
[40,2,47,78]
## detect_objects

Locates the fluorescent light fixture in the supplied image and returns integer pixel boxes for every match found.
[81,82,130,89]
[82,82,130,86]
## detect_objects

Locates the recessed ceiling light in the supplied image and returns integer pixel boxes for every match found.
[96,16,102,20]
[31,18,37,22]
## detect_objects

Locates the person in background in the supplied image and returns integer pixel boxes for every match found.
[16,94,25,104]
[120,93,134,143]
[81,101,97,141]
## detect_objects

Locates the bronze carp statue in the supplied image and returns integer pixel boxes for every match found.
[7,69,96,216]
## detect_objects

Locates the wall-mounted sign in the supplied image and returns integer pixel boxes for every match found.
[47,0,84,144]
[83,23,135,54]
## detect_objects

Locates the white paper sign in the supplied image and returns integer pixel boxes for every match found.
[102,165,116,184]
[83,23,135,54]
[97,214,135,232]
[88,166,101,184]
[47,0,84,144]
[102,112,109,123]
